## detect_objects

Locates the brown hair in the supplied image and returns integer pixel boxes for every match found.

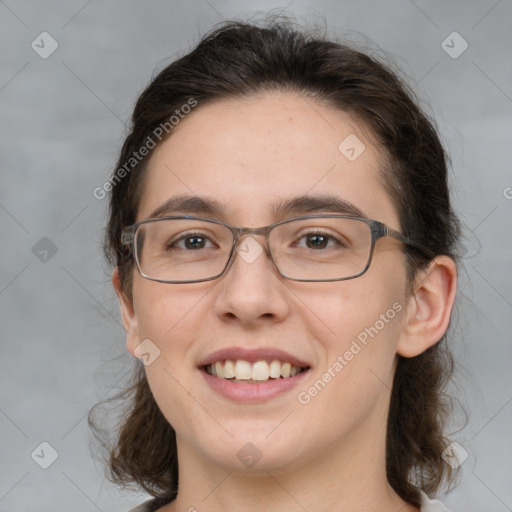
[89,16,461,508]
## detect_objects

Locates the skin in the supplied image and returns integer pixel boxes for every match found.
[114,91,457,512]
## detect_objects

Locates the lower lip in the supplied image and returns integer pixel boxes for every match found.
[200,368,310,403]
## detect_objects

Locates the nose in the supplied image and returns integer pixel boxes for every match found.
[213,235,290,327]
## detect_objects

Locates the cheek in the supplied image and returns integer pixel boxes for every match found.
[131,281,207,428]
[306,262,408,381]
[132,278,203,344]
[293,288,405,443]
[310,274,405,344]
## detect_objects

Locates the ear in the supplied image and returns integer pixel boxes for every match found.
[112,267,139,356]
[397,256,457,358]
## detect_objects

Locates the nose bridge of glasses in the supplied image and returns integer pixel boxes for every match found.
[232,225,272,247]
[225,226,275,275]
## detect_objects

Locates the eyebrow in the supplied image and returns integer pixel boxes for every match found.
[147,193,366,221]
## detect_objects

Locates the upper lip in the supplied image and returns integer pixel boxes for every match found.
[198,347,310,369]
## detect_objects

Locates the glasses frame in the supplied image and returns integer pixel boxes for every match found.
[121,214,431,284]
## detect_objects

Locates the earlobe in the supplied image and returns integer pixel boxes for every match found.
[112,267,139,356]
[397,256,457,358]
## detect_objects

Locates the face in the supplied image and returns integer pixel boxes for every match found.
[121,91,412,473]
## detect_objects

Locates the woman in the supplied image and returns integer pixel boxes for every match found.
[91,18,461,512]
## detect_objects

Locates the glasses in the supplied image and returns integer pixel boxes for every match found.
[121,215,429,284]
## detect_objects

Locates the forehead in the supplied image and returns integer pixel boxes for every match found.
[137,91,398,226]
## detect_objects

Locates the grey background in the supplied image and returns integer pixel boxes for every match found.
[1,1,511,511]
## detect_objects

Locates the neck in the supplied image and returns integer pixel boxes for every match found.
[162,417,419,512]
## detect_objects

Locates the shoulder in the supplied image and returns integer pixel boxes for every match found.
[420,491,454,512]
[126,499,159,512]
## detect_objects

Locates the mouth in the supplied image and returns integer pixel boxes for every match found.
[198,348,311,402]
[203,359,309,383]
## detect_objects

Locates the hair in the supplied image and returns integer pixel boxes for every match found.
[89,16,461,508]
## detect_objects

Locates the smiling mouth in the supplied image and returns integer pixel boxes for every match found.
[203,359,309,383]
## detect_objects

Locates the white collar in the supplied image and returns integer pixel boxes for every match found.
[420,490,453,511]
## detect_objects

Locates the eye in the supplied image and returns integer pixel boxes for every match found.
[296,232,342,250]
[169,232,216,250]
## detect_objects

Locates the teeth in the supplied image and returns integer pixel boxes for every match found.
[223,359,235,378]
[269,360,281,378]
[252,361,269,381]
[234,360,252,380]
[206,359,306,381]
[215,361,224,379]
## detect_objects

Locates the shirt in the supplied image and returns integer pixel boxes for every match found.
[127,491,453,511]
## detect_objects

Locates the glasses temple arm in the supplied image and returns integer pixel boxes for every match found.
[121,227,135,246]
[384,226,434,259]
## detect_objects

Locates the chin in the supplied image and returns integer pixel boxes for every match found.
[191,422,310,472]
